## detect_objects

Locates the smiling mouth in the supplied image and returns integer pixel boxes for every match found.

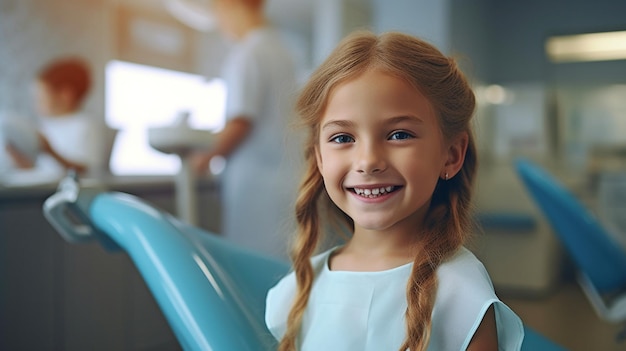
[349,186,402,198]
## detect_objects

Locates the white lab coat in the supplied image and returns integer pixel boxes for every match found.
[219,26,300,259]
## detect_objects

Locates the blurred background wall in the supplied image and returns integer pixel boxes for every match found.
[0,0,110,122]
[1,0,626,350]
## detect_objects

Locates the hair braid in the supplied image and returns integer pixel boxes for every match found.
[401,133,477,351]
[278,144,325,351]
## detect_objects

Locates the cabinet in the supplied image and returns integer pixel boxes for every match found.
[472,162,564,296]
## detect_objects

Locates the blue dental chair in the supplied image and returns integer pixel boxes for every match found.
[43,175,566,351]
[515,158,626,327]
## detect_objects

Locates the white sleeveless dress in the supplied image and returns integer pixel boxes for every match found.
[265,247,524,350]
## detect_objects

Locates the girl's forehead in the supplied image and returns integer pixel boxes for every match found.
[329,68,423,101]
[325,70,431,109]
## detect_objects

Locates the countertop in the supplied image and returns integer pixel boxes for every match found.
[0,174,218,202]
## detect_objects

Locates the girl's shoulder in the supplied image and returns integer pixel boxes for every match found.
[264,247,335,340]
[434,247,501,320]
[437,247,493,286]
[430,247,524,350]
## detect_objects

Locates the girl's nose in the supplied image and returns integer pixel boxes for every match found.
[355,142,387,174]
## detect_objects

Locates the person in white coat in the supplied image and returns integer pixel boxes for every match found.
[192,0,299,259]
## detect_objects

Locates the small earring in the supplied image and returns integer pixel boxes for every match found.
[445,172,449,181]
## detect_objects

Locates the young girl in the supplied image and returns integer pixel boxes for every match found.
[265,31,524,350]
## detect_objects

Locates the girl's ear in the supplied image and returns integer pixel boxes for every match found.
[442,132,469,179]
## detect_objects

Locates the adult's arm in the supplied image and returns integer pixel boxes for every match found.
[38,133,88,174]
[5,143,35,169]
[191,116,253,174]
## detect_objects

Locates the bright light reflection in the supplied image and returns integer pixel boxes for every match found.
[192,254,225,300]
[105,60,226,175]
[546,30,626,63]
[476,84,514,105]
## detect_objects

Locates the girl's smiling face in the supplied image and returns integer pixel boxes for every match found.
[316,69,455,237]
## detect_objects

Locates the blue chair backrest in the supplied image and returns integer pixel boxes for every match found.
[89,192,290,351]
[515,158,626,294]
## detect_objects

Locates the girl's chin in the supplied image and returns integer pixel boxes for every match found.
[352,218,395,232]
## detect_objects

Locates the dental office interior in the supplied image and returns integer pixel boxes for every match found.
[1,0,626,350]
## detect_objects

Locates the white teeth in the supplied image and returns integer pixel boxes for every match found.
[352,186,396,198]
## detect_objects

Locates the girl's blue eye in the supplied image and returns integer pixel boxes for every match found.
[331,135,354,143]
[389,131,413,140]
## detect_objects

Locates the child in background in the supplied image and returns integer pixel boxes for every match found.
[265,31,524,350]
[6,57,98,176]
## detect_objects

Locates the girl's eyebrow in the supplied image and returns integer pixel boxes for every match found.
[386,115,424,126]
[321,115,423,131]
[321,119,355,131]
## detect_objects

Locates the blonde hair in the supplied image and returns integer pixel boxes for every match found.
[279,31,477,351]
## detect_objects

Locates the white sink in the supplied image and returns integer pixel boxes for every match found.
[148,126,216,155]
[146,112,218,225]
